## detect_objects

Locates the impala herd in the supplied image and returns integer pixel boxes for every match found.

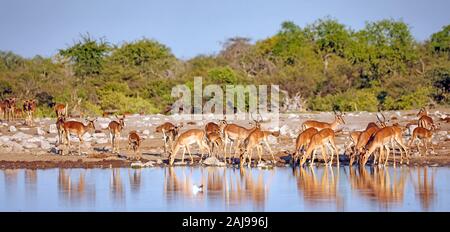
[0,97,444,167]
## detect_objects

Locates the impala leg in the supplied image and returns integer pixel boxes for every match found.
[116,133,120,153]
[257,145,263,164]
[186,145,194,165]
[310,149,316,166]
[330,139,339,166]
[384,145,390,166]
[321,145,328,165]
[264,140,276,164]
[78,137,83,156]
[181,146,186,164]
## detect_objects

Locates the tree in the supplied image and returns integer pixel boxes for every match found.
[108,38,177,78]
[430,25,450,56]
[59,34,111,77]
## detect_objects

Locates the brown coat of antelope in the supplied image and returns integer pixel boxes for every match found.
[23,99,36,126]
[417,107,434,130]
[205,122,223,157]
[108,115,125,154]
[301,111,345,130]
[54,103,68,118]
[292,128,319,165]
[63,118,96,155]
[128,130,142,160]
[361,125,409,166]
[239,126,280,167]
[56,116,66,145]
[218,119,258,163]
[408,123,437,156]
[3,97,16,121]
[300,128,339,166]
[155,122,182,155]
[169,129,211,165]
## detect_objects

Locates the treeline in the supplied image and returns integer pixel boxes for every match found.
[0,18,449,116]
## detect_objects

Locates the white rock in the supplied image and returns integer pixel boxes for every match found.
[47,136,58,144]
[48,124,58,134]
[11,132,32,141]
[0,136,10,143]
[27,137,42,143]
[40,140,52,150]
[23,142,38,149]
[131,162,144,168]
[93,133,107,138]
[19,127,30,131]
[279,125,291,136]
[438,131,447,136]
[99,123,109,129]
[143,161,154,167]
[156,159,163,165]
[202,156,226,166]
[82,133,92,140]
[9,126,17,132]
[96,138,108,144]
[36,127,46,135]
[142,129,150,135]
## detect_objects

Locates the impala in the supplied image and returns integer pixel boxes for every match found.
[302,110,345,131]
[205,122,223,157]
[218,118,259,163]
[169,129,211,165]
[292,128,319,165]
[23,99,36,126]
[239,127,280,167]
[155,122,182,155]
[417,107,434,130]
[63,118,97,155]
[3,97,16,121]
[108,115,126,154]
[128,130,142,160]
[300,128,339,166]
[361,124,409,166]
[408,123,438,156]
[348,113,387,165]
[54,103,68,118]
[56,116,66,145]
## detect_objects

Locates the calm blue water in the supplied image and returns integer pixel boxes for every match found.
[0,166,449,211]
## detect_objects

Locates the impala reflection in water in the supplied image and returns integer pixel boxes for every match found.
[0,166,449,211]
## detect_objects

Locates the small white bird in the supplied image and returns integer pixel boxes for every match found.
[192,184,203,194]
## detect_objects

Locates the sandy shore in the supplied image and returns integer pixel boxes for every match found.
[0,109,449,169]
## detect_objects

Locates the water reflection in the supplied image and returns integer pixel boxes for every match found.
[294,166,343,210]
[410,167,436,210]
[58,169,96,205]
[0,166,448,211]
[348,166,406,209]
[163,167,269,210]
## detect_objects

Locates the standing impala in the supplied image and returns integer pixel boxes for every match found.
[302,111,345,131]
[299,128,340,166]
[218,119,259,163]
[63,118,97,155]
[205,122,223,157]
[408,123,438,156]
[169,129,211,165]
[108,115,125,154]
[128,130,142,160]
[55,103,68,118]
[239,127,280,167]
[56,115,66,145]
[23,99,36,126]
[292,128,319,165]
[417,107,434,130]
[156,122,182,155]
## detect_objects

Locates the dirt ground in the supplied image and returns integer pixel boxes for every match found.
[0,108,449,169]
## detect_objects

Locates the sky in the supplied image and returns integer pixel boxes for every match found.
[0,0,449,59]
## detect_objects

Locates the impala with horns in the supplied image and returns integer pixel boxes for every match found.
[300,128,340,166]
[360,124,409,166]
[239,125,280,167]
[292,128,319,165]
[218,116,261,163]
[62,117,97,155]
[348,112,388,165]
[408,123,438,156]
[108,115,126,154]
[302,110,345,131]
[417,107,434,130]
[155,122,183,155]
[169,129,211,165]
